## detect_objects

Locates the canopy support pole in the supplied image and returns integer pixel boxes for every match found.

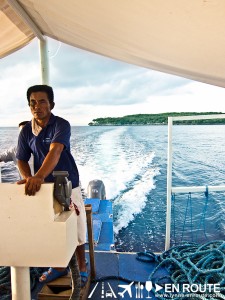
[6,0,45,41]
[39,39,49,84]
[11,266,30,300]
[7,0,49,83]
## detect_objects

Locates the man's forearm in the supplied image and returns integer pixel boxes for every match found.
[17,143,64,196]
[35,144,63,180]
[17,160,32,179]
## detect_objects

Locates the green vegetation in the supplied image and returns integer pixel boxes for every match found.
[88,112,225,126]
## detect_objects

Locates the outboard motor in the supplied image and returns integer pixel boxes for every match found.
[87,179,106,200]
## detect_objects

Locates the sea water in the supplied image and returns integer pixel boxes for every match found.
[1,125,225,252]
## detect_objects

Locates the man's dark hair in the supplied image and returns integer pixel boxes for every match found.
[26,85,54,105]
[18,121,29,127]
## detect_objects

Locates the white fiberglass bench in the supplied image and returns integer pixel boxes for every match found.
[0,183,78,300]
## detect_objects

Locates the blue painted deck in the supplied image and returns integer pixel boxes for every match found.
[84,198,170,299]
[85,199,114,251]
[87,251,169,300]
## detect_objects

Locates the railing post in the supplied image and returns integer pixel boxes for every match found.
[165,117,173,251]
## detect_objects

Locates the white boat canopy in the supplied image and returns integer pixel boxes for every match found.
[1,0,225,87]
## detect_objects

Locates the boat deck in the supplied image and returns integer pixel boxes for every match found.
[32,197,169,299]
[32,250,168,299]
[88,251,168,300]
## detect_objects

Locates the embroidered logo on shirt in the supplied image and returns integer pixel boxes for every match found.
[43,137,52,144]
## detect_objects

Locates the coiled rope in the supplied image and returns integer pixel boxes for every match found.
[137,240,225,300]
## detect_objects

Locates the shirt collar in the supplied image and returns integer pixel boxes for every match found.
[32,113,55,136]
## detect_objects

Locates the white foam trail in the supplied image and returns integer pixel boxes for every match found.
[113,167,160,234]
[75,127,160,232]
[77,127,130,196]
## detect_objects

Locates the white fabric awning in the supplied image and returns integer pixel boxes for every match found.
[0,0,35,57]
[1,0,225,88]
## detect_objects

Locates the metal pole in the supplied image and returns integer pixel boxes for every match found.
[85,204,96,279]
[39,38,49,84]
[165,117,173,251]
[11,267,30,300]
[172,185,225,194]
[6,0,45,41]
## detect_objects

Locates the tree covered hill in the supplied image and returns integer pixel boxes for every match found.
[88,112,225,126]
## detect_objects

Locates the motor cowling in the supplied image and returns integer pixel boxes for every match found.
[87,179,106,200]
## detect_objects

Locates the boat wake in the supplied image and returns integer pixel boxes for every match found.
[76,127,160,234]
[113,165,160,234]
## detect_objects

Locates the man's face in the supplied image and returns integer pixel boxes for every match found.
[29,92,52,121]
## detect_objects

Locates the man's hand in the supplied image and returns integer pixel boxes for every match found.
[17,175,44,196]
[17,143,63,196]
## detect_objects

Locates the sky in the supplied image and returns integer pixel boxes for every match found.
[1,37,225,127]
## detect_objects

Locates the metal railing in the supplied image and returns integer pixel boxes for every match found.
[165,114,225,250]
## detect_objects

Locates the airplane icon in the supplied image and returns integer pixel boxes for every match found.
[118,281,134,298]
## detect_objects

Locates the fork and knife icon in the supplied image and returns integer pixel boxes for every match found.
[135,282,144,298]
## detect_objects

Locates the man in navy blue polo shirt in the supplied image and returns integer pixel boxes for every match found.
[16,85,88,286]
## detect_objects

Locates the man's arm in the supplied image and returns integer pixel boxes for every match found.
[17,160,32,179]
[18,142,64,196]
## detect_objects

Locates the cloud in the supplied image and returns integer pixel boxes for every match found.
[48,38,191,107]
[0,61,40,121]
[1,37,225,126]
